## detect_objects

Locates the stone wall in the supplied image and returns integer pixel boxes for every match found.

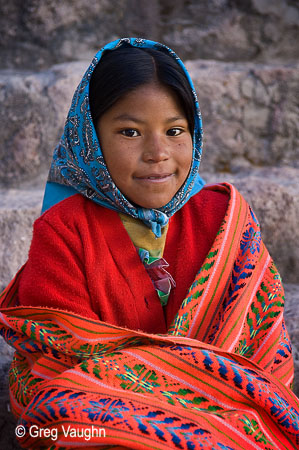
[0,1,298,447]
[1,0,298,70]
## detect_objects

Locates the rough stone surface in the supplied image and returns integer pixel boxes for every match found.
[284,284,299,397]
[0,187,43,291]
[187,59,299,173]
[1,60,298,186]
[0,0,298,70]
[201,168,299,284]
[0,63,86,186]
[0,341,20,449]
[162,0,299,63]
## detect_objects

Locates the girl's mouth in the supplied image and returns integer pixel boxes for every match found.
[135,174,174,183]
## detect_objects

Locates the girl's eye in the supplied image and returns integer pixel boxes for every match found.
[167,128,183,136]
[120,129,140,137]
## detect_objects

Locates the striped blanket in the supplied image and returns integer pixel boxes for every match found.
[0,185,298,449]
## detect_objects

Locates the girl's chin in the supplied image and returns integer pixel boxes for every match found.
[128,198,169,210]
[132,203,167,210]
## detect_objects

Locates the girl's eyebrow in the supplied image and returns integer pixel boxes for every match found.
[112,114,145,123]
[112,114,186,123]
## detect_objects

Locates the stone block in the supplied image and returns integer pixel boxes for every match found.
[201,168,299,284]
[0,62,86,186]
[0,186,43,291]
[187,59,299,172]
[0,336,22,449]
[284,283,299,397]
[0,0,298,70]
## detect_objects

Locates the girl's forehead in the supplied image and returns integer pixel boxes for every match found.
[116,82,180,102]
[99,82,187,121]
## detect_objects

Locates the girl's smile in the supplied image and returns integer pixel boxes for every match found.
[96,82,193,209]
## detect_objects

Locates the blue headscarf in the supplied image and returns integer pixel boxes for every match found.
[42,37,205,237]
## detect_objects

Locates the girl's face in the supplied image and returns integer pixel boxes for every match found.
[96,82,193,209]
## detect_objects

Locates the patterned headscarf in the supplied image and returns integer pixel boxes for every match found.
[42,38,205,237]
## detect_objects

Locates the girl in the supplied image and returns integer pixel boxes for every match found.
[16,38,227,331]
[0,38,298,449]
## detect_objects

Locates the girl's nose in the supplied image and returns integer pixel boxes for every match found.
[142,135,170,163]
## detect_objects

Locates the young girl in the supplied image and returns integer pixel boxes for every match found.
[0,38,298,449]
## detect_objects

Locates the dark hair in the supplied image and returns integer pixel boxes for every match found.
[89,46,195,135]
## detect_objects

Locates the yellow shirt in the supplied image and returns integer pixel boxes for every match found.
[119,213,174,306]
[119,213,168,259]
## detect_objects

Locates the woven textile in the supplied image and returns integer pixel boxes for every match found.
[0,184,298,449]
